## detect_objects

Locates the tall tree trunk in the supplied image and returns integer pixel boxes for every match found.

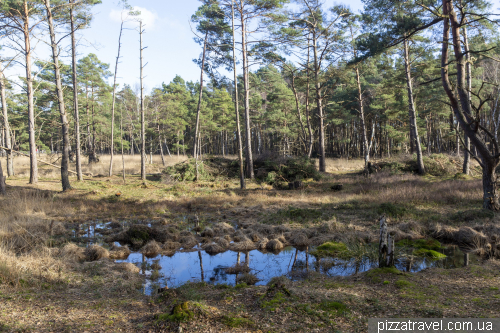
[355,66,370,166]
[442,0,500,210]
[312,31,326,172]
[139,21,146,181]
[0,68,12,177]
[193,32,208,160]
[289,72,307,154]
[109,20,125,176]
[462,22,471,175]
[193,32,208,181]
[350,27,370,166]
[305,41,313,158]
[23,2,38,184]
[240,13,254,179]
[403,38,425,174]
[91,88,96,163]
[232,0,245,188]
[45,0,71,191]
[120,100,125,182]
[69,0,82,181]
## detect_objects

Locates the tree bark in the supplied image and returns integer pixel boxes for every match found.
[305,41,313,158]
[442,0,500,210]
[378,216,390,267]
[240,11,254,179]
[193,32,208,182]
[462,22,471,175]
[23,1,38,184]
[45,0,71,191]
[403,38,425,175]
[0,159,5,195]
[355,66,370,166]
[193,32,208,161]
[0,67,12,177]
[312,31,326,172]
[232,0,245,188]
[139,21,146,181]
[69,0,82,181]
[109,20,125,177]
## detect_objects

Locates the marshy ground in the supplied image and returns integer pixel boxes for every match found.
[0,154,499,332]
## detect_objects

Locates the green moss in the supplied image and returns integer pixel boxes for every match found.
[317,242,346,252]
[157,302,193,323]
[413,249,447,259]
[222,315,254,328]
[397,238,442,251]
[311,242,347,257]
[383,281,390,285]
[261,292,287,311]
[234,282,248,289]
[318,300,349,316]
[395,279,415,289]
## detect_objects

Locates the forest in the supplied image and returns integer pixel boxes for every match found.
[0,0,500,332]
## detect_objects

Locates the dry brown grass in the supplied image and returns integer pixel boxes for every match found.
[141,240,162,258]
[1,154,188,178]
[324,157,365,172]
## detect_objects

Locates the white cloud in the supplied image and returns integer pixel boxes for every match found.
[109,6,158,29]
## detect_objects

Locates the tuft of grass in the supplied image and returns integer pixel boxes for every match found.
[450,209,494,222]
[377,202,407,218]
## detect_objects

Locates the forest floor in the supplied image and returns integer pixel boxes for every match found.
[0,154,499,332]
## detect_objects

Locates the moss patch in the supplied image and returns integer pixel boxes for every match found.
[311,242,347,257]
[413,249,447,259]
[222,314,254,328]
[157,302,193,323]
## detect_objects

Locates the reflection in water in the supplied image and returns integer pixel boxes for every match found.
[71,219,476,295]
[116,245,478,295]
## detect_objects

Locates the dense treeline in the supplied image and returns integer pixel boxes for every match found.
[1,0,500,206]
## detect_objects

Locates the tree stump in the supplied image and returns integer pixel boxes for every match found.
[387,231,395,267]
[378,215,395,267]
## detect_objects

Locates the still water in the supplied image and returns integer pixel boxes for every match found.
[116,245,478,295]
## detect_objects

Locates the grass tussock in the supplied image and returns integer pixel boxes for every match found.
[141,240,162,258]
[84,244,109,262]
[225,263,251,274]
[237,273,259,285]
[230,240,257,252]
[109,244,131,260]
[203,242,226,255]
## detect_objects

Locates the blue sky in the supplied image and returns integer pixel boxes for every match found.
[6,0,499,94]
[71,0,365,92]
